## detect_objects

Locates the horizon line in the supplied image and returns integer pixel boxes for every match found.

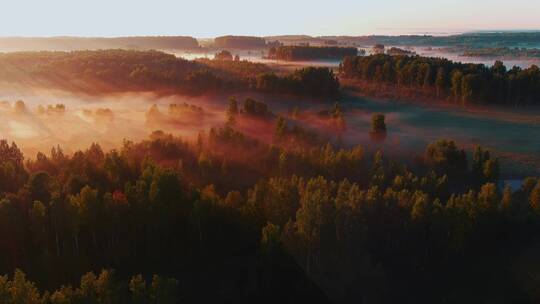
[0,28,540,40]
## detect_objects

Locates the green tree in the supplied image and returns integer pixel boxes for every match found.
[130,275,148,304]
[0,140,28,193]
[411,192,430,221]
[73,186,102,249]
[424,140,467,180]
[451,70,463,103]
[274,116,287,143]
[79,272,98,303]
[483,159,500,183]
[150,275,179,304]
[530,181,540,214]
[224,190,242,208]
[370,113,386,133]
[29,201,48,256]
[435,67,446,98]
[95,269,125,304]
[149,168,182,207]
[478,183,498,211]
[296,176,335,274]
[501,185,513,210]
[29,171,54,204]
[261,222,281,254]
[8,270,42,304]
[226,97,238,126]
[461,74,482,105]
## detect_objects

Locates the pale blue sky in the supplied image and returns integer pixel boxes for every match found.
[1,0,539,37]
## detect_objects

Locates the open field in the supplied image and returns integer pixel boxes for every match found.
[339,93,540,177]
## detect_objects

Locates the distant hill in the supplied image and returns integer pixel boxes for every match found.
[3,32,538,53]
[213,36,267,49]
[0,36,200,52]
[265,35,324,46]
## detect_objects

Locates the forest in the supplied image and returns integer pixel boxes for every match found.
[340,54,540,106]
[461,47,540,58]
[0,50,340,97]
[267,46,358,61]
[0,35,539,304]
[3,0,540,300]
[385,47,416,56]
[422,32,540,48]
[0,98,539,302]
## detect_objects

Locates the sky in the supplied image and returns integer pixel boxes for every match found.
[0,0,539,37]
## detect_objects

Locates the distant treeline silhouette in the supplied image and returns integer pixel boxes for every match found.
[268,46,358,61]
[0,36,200,52]
[462,47,540,58]
[213,35,267,49]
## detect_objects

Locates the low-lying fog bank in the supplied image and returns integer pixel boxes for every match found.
[0,90,228,157]
[0,86,538,178]
[339,95,540,178]
[167,46,540,71]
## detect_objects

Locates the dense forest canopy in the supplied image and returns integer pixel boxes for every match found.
[0,49,203,93]
[255,67,340,96]
[340,54,540,106]
[0,49,340,97]
[194,57,272,79]
[0,108,538,302]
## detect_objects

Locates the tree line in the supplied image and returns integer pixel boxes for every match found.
[340,54,540,106]
[254,67,340,97]
[462,47,540,58]
[267,46,358,61]
[0,50,340,97]
[213,36,267,49]
[0,269,180,304]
